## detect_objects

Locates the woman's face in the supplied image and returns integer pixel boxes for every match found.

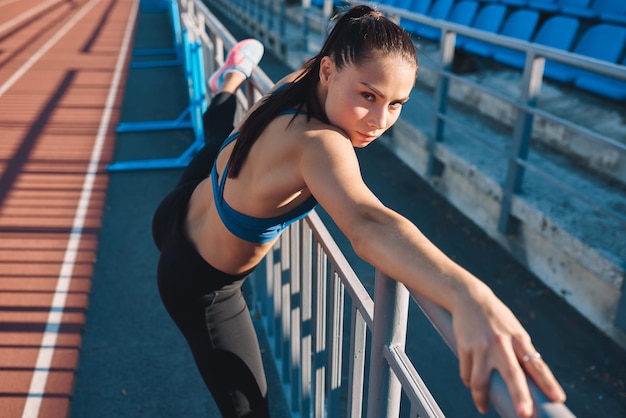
[319,54,416,147]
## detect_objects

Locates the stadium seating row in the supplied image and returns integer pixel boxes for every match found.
[310,0,626,25]
[310,0,345,7]
[490,0,625,25]
[384,0,626,23]
[379,0,626,100]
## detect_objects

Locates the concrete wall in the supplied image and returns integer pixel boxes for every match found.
[384,118,626,348]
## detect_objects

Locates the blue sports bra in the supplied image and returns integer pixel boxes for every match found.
[211,109,318,243]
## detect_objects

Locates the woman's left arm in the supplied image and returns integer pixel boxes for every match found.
[298,130,566,417]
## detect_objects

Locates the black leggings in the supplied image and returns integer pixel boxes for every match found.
[152,93,270,417]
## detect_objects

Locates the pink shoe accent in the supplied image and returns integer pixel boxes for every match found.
[208,39,264,94]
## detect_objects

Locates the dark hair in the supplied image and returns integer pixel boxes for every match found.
[226,4,418,178]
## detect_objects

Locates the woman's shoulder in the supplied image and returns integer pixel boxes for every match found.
[302,121,348,143]
[273,111,347,143]
[258,114,352,167]
[291,120,356,165]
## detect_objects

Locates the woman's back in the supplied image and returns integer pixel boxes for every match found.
[185,108,338,274]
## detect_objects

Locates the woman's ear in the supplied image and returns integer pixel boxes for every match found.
[318,56,334,87]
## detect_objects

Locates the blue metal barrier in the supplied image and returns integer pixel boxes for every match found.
[107,17,207,171]
[132,0,183,68]
[139,0,169,12]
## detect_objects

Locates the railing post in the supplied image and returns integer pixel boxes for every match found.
[327,270,345,414]
[278,0,287,58]
[366,270,410,418]
[289,224,302,413]
[347,306,367,418]
[498,51,545,234]
[264,245,275,337]
[280,229,292,382]
[312,241,327,418]
[300,221,313,417]
[322,0,333,21]
[302,2,310,55]
[427,29,455,177]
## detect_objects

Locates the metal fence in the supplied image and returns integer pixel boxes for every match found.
[159,0,579,416]
[368,1,626,229]
[209,0,626,340]
[254,210,575,417]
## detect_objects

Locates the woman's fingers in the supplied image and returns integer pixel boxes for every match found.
[469,348,491,414]
[520,351,567,403]
[465,342,547,417]
[452,292,566,417]
[497,347,535,417]
[458,346,473,388]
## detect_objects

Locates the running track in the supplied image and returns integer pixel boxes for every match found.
[0,0,138,416]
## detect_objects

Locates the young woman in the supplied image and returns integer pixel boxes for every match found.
[152,5,566,417]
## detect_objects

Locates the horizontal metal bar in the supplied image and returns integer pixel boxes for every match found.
[408,284,576,418]
[384,344,445,418]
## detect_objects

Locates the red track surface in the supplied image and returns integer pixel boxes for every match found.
[0,0,138,416]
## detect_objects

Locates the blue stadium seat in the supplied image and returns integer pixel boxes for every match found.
[402,0,434,34]
[310,0,344,7]
[448,0,480,26]
[529,0,592,12]
[412,0,455,40]
[415,0,479,40]
[544,23,626,83]
[574,57,626,101]
[499,0,530,7]
[591,0,626,14]
[559,0,594,16]
[566,0,626,24]
[493,15,579,68]
[461,8,539,58]
[527,0,559,12]
[601,10,626,26]
[456,4,507,53]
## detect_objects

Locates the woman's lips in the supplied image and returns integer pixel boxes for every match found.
[357,132,377,141]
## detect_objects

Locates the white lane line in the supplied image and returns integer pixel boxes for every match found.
[20,0,139,416]
[0,0,100,98]
[0,0,61,37]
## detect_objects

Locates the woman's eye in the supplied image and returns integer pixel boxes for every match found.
[361,92,375,101]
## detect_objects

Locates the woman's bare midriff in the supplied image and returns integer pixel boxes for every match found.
[185,176,275,275]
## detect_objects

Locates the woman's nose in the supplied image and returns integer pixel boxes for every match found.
[369,108,387,130]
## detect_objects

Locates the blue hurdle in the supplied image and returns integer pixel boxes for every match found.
[131,0,183,69]
[107,19,208,171]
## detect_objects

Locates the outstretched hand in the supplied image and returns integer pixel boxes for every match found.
[451,284,566,417]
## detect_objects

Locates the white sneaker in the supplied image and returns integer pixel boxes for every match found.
[208,39,264,94]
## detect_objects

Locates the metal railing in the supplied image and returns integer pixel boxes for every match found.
[165,0,577,416]
[255,211,575,417]
[367,0,626,334]
[207,0,626,338]
[369,1,626,228]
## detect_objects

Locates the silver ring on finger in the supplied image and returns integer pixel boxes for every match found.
[522,352,541,362]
